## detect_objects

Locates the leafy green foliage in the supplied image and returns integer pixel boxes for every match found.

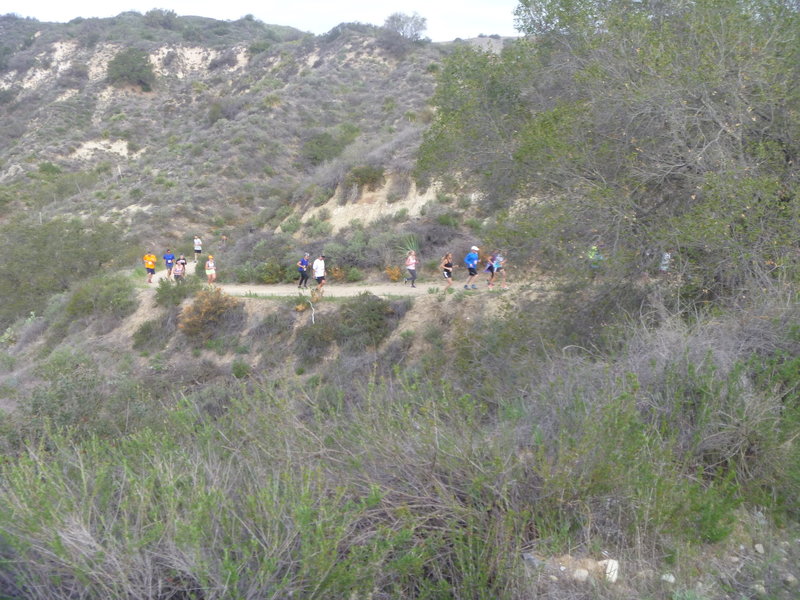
[231,359,251,379]
[382,12,427,41]
[345,266,364,282]
[0,218,126,328]
[294,293,401,359]
[423,0,800,306]
[65,273,138,319]
[155,276,201,306]
[143,9,177,30]
[300,124,360,166]
[345,165,385,190]
[132,315,176,352]
[106,47,156,91]
[13,349,154,439]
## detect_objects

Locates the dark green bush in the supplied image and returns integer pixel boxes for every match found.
[300,125,360,166]
[231,359,251,379]
[65,274,138,319]
[436,212,459,228]
[259,259,286,284]
[106,48,156,91]
[155,277,201,307]
[15,350,154,439]
[295,293,400,360]
[345,267,364,282]
[37,162,61,176]
[280,216,300,234]
[132,310,178,352]
[293,318,338,361]
[346,165,385,191]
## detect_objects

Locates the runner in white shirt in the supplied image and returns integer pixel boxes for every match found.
[193,235,202,263]
[312,254,326,291]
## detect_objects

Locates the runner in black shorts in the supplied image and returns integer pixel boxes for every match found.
[440,252,454,291]
[485,253,497,289]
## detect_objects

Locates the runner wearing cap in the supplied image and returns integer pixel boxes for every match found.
[205,254,216,284]
[464,246,480,289]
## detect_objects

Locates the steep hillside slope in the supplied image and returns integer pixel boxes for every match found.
[0,14,455,242]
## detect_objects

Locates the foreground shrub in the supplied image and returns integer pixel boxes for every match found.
[0,387,525,600]
[64,273,138,319]
[1,298,799,599]
[10,350,156,442]
[178,288,244,341]
[133,310,179,352]
[0,218,125,328]
[155,276,201,306]
[293,293,406,361]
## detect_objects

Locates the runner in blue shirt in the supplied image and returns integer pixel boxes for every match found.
[297,252,310,289]
[464,246,480,289]
[163,249,176,278]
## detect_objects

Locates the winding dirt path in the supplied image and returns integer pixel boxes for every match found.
[151,266,508,298]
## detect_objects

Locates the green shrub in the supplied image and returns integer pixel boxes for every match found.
[345,267,364,282]
[231,359,251,379]
[106,48,156,91]
[346,165,385,191]
[0,218,126,328]
[305,218,333,238]
[336,293,396,353]
[259,259,286,284]
[65,273,138,319]
[300,125,359,166]
[37,162,61,176]
[133,320,159,351]
[132,311,177,352]
[301,132,344,165]
[155,277,201,307]
[14,350,154,439]
[248,40,272,55]
[281,216,300,234]
[293,318,338,361]
[465,217,482,232]
[436,212,459,227]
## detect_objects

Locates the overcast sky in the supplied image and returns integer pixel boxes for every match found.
[9,1,522,42]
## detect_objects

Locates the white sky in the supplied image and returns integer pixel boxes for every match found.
[8,1,521,42]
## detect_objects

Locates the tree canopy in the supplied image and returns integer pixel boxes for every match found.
[418,0,800,302]
[383,12,427,41]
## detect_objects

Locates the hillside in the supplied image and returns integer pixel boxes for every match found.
[0,12,465,241]
[1,5,800,600]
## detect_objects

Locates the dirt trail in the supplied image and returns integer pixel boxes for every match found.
[150,265,509,298]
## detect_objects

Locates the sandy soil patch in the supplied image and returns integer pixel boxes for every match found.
[71,139,130,160]
[301,177,440,233]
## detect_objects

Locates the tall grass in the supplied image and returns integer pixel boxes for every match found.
[0,286,798,598]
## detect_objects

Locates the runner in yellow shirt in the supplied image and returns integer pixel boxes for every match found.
[143,250,157,283]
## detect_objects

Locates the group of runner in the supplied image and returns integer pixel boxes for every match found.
[145,238,508,292]
[296,246,509,293]
[436,246,508,291]
[295,253,327,291]
[143,235,215,285]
